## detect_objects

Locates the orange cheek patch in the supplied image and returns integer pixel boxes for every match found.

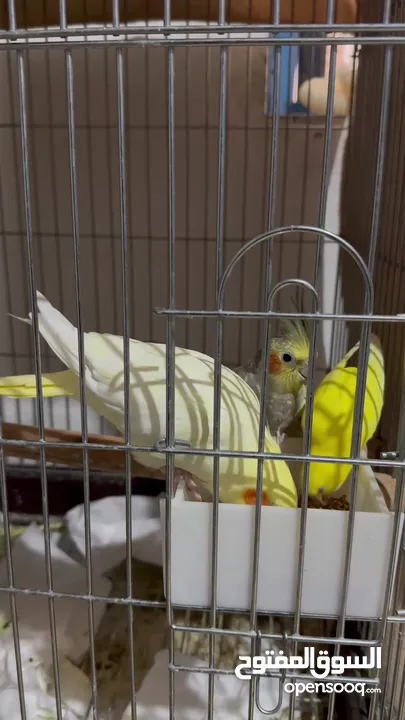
[242,489,271,506]
[269,352,282,375]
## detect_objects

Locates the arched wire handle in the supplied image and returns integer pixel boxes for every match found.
[254,630,288,716]
[255,671,287,716]
[251,274,321,473]
[266,277,320,315]
[267,276,320,451]
[216,225,373,314]
[258,275,320,452]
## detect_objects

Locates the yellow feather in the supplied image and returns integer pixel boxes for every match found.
[301,334,385,497]
[0,370,77,398]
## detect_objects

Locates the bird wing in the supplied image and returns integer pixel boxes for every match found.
[266,392,297,436]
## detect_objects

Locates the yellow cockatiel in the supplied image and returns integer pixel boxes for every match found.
[0,291,298,508]
[301,333,385,500]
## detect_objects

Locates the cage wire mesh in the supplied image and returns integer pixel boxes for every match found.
[0,0,404,718]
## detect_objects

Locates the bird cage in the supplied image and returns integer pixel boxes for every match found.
[0,0,404,719]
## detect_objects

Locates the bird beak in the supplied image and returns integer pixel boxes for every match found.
[298,361,308,382]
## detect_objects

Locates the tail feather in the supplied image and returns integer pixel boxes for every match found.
[10,292,81,375]
[11,292,109,397]
[29,292,82,376]
[0,370,77,398]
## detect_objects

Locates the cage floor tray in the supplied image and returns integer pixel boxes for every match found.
[160,440,403,619]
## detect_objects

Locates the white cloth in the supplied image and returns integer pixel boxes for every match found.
[0,635,91,720]
[0,525,112,719]
[66,495,163,573]
[0,526,111,663]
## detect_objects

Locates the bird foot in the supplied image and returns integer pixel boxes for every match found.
[276,428,286,447]
[316,490,327,508]
[153,466,203,501]
[173,468,203,502]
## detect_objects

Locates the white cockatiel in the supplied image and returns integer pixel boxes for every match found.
[2,291,297,507]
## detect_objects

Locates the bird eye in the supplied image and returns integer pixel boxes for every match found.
[282,352,293,363]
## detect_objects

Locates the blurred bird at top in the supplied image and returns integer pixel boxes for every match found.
[301,333,385,503]
[233,302,311,446]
